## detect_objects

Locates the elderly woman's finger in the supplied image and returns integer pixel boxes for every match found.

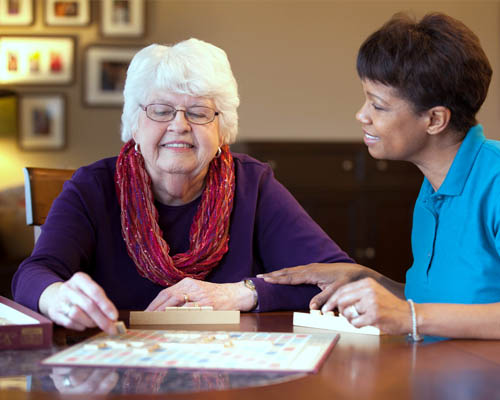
[70,273,118,320]
[64,274,118,334]
[60,301,94,328]
[146,288,187,311]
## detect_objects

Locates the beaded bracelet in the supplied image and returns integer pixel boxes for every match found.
[407,299,423,342]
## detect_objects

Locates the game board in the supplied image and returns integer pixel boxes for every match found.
[293,310,381,335]
[42,329,338,373]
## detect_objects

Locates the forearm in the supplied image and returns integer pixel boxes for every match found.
[348,264,406,299]
[416,302,500,339]
[371,271,406,299]
[12,262,65,312]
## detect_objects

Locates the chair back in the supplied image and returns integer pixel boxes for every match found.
[23,167,75,242]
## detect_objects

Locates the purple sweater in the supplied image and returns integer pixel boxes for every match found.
[13,153,352,312]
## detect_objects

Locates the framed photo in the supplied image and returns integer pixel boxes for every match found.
[84,45,139,107]
[44,0,90,26]
[0,36,75,85]
[100,0,145,37]
[18,93,66,150]
[0,0,34,26]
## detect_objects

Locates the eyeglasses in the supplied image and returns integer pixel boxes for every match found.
[140,104,219,125]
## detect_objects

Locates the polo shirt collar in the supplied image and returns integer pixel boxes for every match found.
[432,124,485,196]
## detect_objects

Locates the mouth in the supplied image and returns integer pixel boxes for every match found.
[364,132,379,140]
[161,142,194,149]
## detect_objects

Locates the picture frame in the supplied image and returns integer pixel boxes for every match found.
[44,0,90,26]
[100,0,145,38]
[18,93,66,150]
[0,36,75,85]
[83,45,139,107]
[0,0,34,26]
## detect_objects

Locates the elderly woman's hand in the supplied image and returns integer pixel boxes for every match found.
[146,278,256,311]
[323,277,411,335]
[39,272,118,335]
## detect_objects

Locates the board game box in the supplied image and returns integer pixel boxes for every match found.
[42,329,338,373]
[0,296,53,350]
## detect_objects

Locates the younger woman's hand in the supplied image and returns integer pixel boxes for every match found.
[321,277,411,335]
[258,262,367,290]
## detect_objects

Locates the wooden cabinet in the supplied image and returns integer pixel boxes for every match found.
[231,142,423,282]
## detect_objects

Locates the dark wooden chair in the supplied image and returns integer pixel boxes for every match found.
[23,167,75,242]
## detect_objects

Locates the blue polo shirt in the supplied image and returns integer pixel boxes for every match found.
[405,125,500,304]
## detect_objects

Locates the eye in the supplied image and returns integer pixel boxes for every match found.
[151,105,174,117]
[372,103,385,111]
[187,111,206,119]
[187,107,210,118]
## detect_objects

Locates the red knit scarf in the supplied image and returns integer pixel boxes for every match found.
[115,140,235,286]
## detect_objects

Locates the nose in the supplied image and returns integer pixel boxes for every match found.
[355,102,370,124]
[168,109,191,132]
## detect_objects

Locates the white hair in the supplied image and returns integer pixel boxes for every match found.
[120,38,240,144]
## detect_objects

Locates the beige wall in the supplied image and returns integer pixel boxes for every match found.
[1,0,499,190]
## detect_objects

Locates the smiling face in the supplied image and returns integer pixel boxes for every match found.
[133,92,221,185]
[356,80,431,163]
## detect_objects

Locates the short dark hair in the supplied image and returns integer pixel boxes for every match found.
[357,12,492,134]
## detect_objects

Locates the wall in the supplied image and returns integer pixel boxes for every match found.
[0,0,499,190]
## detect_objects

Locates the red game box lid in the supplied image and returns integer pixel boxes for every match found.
[0,296,53,350]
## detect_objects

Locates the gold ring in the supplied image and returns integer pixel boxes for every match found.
[183,294,189,303]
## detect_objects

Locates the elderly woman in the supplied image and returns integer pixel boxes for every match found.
[12,39,351,334]
[261,13,500,339]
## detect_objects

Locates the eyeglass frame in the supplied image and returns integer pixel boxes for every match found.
[139,103,220,125]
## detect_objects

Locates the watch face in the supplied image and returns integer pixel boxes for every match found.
[245,279,256,290]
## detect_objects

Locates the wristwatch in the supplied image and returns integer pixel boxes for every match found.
[243,279,258,310]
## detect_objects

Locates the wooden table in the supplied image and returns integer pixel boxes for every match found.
[2,312,500,399]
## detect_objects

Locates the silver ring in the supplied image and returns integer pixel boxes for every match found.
[63,302,73,317]
[347,304,359,318]
[62,376,72,387]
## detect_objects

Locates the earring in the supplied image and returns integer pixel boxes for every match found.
[215,147,222,158]
[134,142,141,154]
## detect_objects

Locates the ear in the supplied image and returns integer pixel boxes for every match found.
[426,106,451,135]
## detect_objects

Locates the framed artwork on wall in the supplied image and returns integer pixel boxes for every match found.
[18,93,66,150]
[83,45,139,107]
[44,0,90,26]
[100,0,145,38]
[0,0,34,26]
[0,36,75,85]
